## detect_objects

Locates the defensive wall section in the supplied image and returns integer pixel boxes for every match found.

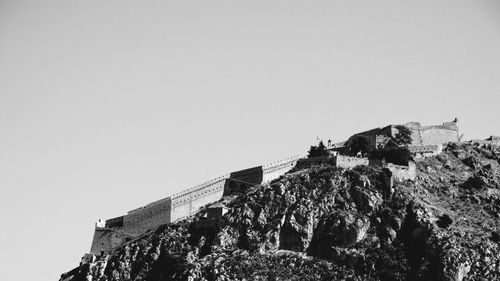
[89,227,134,255]
[295,155,370,171]
[405,121,459,146]
[88,152,422,255]
[385,162,417,182]
[408,144,443,158]
[333,155,370,169]
[224,166,262,195]
[470,136,500,147]
[83,120,461,259]
[230,166,263,184]
[327,140,346,149]
[296,155,417,190]
[105,216,124,228]
[168,156,300,223]
[170,176,228,222]
[262,156,301,183]
[339,120,459,151]
[123,197,172,237]
[89,155,301,255]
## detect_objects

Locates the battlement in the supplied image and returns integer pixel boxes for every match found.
[385,162,417,182]
[334,119,459,150]
[297,155,416,186]
[408,144,443,158]
[404,120,458,130]
[105,216,123,228]
[170,174,230,200]
[88,154,303,255]
[87,120,455,256]
[333,155,370,169]
[262,155,302,170]
[262,155,301,182]
[95,219,105,228]
[127,197,171,214]
[470,136,500,147]
[421,124,457,131]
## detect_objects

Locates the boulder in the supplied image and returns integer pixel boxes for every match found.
[350,186,383,213]
[309,212,370,259]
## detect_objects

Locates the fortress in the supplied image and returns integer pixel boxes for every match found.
[85,119,461,259]
[329,119,460,156]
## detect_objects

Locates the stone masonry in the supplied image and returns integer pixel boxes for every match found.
[89,156,300,255]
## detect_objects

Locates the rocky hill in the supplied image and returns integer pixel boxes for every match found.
[61,141,500,281]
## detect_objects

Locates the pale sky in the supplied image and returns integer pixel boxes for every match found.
[0,1,499,280]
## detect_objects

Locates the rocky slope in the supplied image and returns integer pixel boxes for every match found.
[62,142,500,281]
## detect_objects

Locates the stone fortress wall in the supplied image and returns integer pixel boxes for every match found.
[104,216,123,228]
[405,120,459,146]
[470,136,500,147]
[407,144,443,158]
[123,197,172,237]
[170,177,228,222]
[263,156,302,183]
[89,227,133,255]
[89,155,301,255]
[88,120,460,255]
[327,119,459,153]
[89,152,418,254]
[65,120,468,281]
[385,162,417,182]
[333,155,370,169]
[296,155,370,170]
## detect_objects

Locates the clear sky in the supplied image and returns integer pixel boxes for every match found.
[0,1,499,280]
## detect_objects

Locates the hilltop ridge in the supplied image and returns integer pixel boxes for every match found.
[60,120,500,281]
[61,140,500,280]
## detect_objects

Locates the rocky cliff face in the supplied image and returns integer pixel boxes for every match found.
[62,142,500,281]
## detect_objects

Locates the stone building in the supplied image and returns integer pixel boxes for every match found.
[330,119,459,153]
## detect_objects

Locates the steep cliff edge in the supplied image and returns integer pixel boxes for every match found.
[61,142,500,281]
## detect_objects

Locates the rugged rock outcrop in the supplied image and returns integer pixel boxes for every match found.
[61,142,500,281]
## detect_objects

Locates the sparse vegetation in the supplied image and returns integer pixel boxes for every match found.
[307,140,328,158]
[372,146,412,166]
[346,135,374,156]
[393,125,412,145]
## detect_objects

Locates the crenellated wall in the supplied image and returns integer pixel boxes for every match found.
[334,155,370,169]
[89,155,303,255]
[406,121,459,146]
[230,166,263,185]
[105,216,123,228]
[88,150,422,256]
[262,156,301,183]
[170,177,227,222]
[224,166,263,195]
[83,120,456,260]
[344,120,459,150]
[408,144,443,158]
[420,128,458,146]
[123,197,172,237]
[87,146,424,256]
